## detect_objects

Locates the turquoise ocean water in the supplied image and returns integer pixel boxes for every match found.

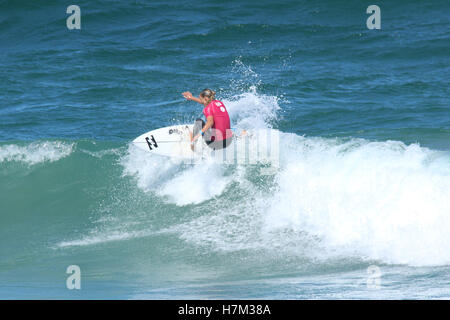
[1,0,449,299]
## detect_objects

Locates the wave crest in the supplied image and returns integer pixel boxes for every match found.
[0,141,74,165]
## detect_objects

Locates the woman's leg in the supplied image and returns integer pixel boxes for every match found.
[192,118,204,137]
[191,118,213,145]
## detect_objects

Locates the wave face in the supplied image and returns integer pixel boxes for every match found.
[0,141,74,164]
[1,0,450,299]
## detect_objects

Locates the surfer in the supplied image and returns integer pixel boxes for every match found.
[182,89,233,151]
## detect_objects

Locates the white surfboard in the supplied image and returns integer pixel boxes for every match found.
[132,124,278,167]
[133,124,237,162]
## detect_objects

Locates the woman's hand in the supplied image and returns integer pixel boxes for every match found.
[182,91,193,100]
[182,91,204,104]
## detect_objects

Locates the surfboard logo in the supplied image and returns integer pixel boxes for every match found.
[169,128,181,135]
[145,135,158,150]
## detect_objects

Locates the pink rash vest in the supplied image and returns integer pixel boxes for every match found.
[203,100,232,141]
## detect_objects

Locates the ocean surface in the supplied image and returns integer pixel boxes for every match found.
[1,0,449,299]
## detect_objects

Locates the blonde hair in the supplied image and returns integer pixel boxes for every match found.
[200,88,216,104]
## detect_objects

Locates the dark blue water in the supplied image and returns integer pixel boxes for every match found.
[1,0,449,299]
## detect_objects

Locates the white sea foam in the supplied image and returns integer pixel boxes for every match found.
[156,160,232,205]
[224,86,280,130]
[0,141,74,165]
[121,143,184,191]
[263,135,450,266]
